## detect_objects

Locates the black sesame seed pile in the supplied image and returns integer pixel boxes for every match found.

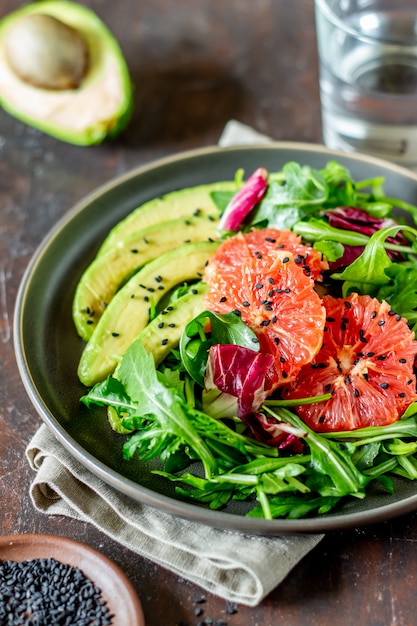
[0,557,113,626]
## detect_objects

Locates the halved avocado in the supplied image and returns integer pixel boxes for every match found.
[0,1,133,144]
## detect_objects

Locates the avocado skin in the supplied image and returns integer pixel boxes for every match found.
[78,241,218,386]
[73,212,219,341]
[0,1,133,145]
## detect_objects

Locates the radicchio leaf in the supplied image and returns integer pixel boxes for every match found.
[203,343,275,419]
[218,167,268,232]
[326,206,406,269]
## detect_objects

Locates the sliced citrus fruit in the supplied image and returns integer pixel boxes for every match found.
[204,233,326,385]
[282,293,417,432]
[206,228,328,283]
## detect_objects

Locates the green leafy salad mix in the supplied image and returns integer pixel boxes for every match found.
[77,160,417,520]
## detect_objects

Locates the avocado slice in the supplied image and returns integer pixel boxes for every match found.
[78,241,218,386]
[73,212,219,341]
[106,281,209,434]
[136,281,209,366]
[98,181,237,256]
[0,1,132,145]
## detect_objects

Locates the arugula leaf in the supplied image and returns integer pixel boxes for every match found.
[81,377,136,414]
[247,162,328,229]
[331,225,417,296]
[376,262,417,329]
[264,406,370,497]
[293,217,370,246]
[118,341,218,477]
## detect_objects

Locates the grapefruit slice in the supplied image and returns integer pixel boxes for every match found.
[283,293,417,432]
[204,231,326,385]
[206,228,328,283]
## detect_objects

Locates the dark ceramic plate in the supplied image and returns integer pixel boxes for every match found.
[0,534,145,625]
[14,143,417,534]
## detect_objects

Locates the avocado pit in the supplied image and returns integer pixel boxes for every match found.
[4,13,89,90]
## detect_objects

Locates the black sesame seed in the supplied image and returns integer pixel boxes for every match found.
[158,322,164,329]
[161,338,169,345]
[154,275,163,283]
[242,301,250,307]
[219,296,227,302]
[194,596,206,604]
[111,332,120,337]
[377,320,385,326]
[380,382,389,389]
[268,277,275,284]
[399,358,407,363]
[255,283,263,289]
[367,351,375,357]
[0,558,112,626]
[168,323,176,328]
[282,256,290,263]
[260,320,271,326]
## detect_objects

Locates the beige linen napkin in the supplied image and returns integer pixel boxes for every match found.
[25,120,323,607]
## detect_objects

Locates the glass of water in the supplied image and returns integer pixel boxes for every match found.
[315,0,417,165]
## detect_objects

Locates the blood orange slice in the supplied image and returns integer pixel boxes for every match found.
[204,231,326,385]
[206,227,328,282]
[282,293,417,432]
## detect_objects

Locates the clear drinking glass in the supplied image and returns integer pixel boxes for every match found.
[315,0,417,165]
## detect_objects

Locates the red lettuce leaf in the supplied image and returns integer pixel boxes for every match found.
[218,167,268,232]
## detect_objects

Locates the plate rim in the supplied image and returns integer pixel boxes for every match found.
[13,141,417,535]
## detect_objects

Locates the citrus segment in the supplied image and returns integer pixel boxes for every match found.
[204,232,326,385]
[206,228,328,283]
[283,293,417,432]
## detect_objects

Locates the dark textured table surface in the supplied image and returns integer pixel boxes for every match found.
[1,1,417,625]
